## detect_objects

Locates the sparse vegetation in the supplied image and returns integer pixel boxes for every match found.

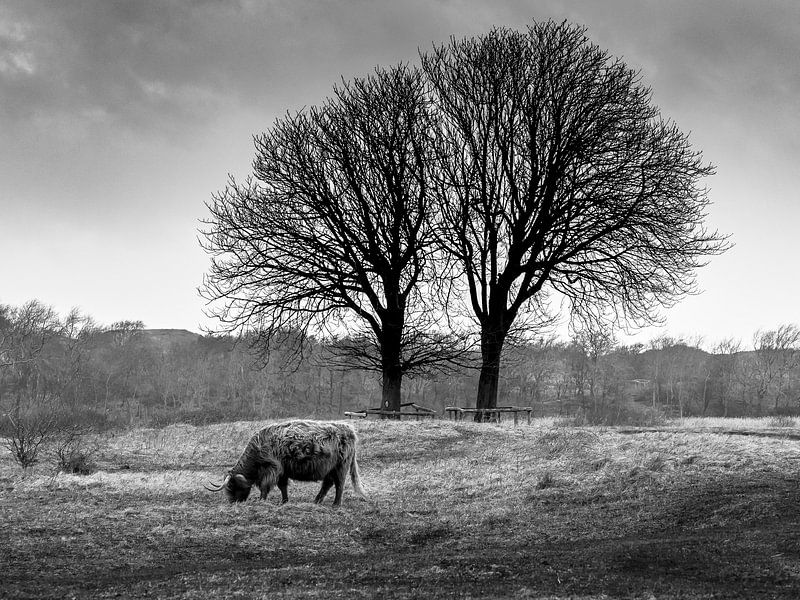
[1,418,798,598]
[3,411,56,469]
[767,415,797,428]
[53,426,100,475]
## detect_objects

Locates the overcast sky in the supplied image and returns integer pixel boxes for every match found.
[1,0,798,348]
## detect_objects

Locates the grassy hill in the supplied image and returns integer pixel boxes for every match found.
[2,418,799,598]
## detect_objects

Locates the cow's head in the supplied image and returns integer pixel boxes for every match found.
[223,473,252,503]
[204,473,252,503]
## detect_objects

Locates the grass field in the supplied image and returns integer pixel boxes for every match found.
[2,417,799,599]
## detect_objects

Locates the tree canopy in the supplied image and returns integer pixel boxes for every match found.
[201,65,460,414]
[201,20,729,417]
[421,21,729,416]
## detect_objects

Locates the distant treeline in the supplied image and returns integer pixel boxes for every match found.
[2,300,799,430]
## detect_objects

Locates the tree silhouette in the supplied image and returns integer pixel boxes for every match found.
[422,21,730,418]
[200,65,460,415]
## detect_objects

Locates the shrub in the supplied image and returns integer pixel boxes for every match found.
[2,403,107,472]
[53,426,100,475]
[766,415,796,428]
[3,411,57,469]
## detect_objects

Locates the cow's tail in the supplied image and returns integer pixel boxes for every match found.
[350,451,368,501]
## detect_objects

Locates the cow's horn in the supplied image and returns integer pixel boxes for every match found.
[203,479,225,492]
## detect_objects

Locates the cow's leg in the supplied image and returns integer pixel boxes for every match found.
[259,480,271,500]
[277,474,289,504]
[332,466,348,507]
[314,472,335,504]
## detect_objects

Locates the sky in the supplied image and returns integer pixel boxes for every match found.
[1,0,798,349]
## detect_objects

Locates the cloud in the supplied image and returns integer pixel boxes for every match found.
[0,0,469,137]
[1,1,235,136]
[554,1,800,157]
[2,0,798,166]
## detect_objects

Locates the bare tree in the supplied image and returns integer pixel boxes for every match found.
[201,65,461,415]
[0,301,60,372]
[0,301,98,467]
[0,301,62,418]
[645,335,677,410]
[752,325,800,413]
[109,320,145,348]
[572,324,617,410]
[505,335,562,411]
[422,21,729,417]
[710,338,742,417]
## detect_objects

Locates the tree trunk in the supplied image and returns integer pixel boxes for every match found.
[379,314,404,419]
[381,365,403,418]
[702,372,710,415]
[475,326,506,422]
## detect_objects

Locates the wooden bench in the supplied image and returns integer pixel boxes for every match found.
[445,405,533,426]
[344,402,437,421]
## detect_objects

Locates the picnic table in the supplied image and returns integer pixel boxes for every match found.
[344,402,437,420]
[445,405,533,426]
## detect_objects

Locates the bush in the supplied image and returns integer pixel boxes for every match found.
[2,403,108,471]
[53,426,100,475]
[766,415,796,428]
[3,411,57,469]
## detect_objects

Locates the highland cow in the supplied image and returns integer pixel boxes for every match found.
[206,420,368,506]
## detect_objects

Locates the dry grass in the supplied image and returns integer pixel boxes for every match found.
[1,417,799,599]
[679,416,795,429]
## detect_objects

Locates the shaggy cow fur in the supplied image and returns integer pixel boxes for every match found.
[216,420,368,506]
